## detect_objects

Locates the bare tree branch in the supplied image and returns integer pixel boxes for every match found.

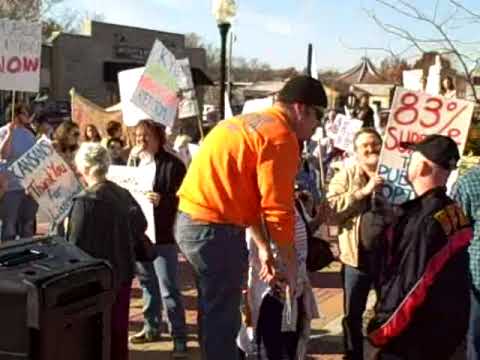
[363,0,480,101]
[450,0,480,22]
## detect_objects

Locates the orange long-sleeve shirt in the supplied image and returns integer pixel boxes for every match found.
[177,106,299,247]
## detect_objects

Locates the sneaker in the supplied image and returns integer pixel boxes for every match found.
[172,339,188,358]
[129,329,161,344]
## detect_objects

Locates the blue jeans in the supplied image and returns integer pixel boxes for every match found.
[342,265,372,360]
[175,212,248,360]
[468,288,480,360]
[136,244,187,340]
[0,190,38,242]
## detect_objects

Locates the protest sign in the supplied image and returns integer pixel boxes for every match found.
[0,19,42,92]
[333,115,363,152]
[131,40,180,128]
[118,67,150,127]
[378,87,474,204]
[188,143,201,159]
[7,137,83,225]
[107,165,156,242]
[242,97,274,114]
[70,88,122,138]
[177,58,199,119]
[402,69,424,92]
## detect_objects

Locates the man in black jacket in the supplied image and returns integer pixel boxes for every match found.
[368,135,472,359]
[128,121,188,357]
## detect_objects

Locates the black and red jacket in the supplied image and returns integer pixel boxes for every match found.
[368,187,472,350]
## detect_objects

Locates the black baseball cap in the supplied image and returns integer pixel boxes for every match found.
[400,134,460,171]
[277,75,328,108]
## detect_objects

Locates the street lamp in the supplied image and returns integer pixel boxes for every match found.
[212,0,236,121]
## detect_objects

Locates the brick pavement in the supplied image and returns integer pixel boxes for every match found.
[128,260,347,360]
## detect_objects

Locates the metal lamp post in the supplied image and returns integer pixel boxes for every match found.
[212,0,236,121]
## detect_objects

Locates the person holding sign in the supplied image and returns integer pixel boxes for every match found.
[0,102,37,242]
[175,76,327,360]
[327,128,384,360]
[127,120,188,357]
[368,135,471,360]
[67,142,147,360]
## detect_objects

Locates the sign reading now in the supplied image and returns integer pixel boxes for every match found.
[0,19,42,92]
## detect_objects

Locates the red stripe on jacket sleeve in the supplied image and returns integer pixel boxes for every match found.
[368,227,472,347]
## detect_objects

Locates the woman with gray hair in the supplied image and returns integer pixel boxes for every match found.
[66,142,147,360]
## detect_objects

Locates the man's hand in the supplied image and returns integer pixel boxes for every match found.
[146,192,161,207]
[361,175,384,196]
[277,245,297,298]
[257,244,276,284]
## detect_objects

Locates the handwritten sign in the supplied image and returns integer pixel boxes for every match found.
[0,19,42,92]
[107,165,156,242]
[118,67,150,127]
[177,58,198,119]
[333,115,363,152]
[378,87,474,204]
[7,137,83,224]
[131,40,180,128]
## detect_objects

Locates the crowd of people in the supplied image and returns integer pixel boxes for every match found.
[0,74,478,360]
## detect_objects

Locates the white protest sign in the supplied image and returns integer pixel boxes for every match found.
[402,69,424,92]
[242,97,274,114]
[378,87,474,204]
[333,115,363,152]
[0,19,42,92]
[131,40,180,128]
[118,67,150,127]
[107,165,156,242]
[177,58,198,119]
[7,137,83,224]
[188,143,201,159]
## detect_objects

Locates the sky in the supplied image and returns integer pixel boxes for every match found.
[53,0,480,72]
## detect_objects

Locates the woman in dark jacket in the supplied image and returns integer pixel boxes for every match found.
[127,120,188,356]
[67,142,147,360]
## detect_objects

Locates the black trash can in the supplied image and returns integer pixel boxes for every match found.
[0,236,114,360]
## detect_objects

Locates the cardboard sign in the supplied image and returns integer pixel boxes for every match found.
[177,58,198,119]
[0,19,42,92]
[7,137,83,224]
[131,40,180,128]
[378,87,474,204]
[118,67,150,127]
[333,115,363,152]
[107,164,156,242]
[242,97,274,114]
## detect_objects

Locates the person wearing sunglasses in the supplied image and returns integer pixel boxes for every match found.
[0,102,37,242]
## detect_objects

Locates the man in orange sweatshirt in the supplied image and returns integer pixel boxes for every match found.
[175,76,327,360]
